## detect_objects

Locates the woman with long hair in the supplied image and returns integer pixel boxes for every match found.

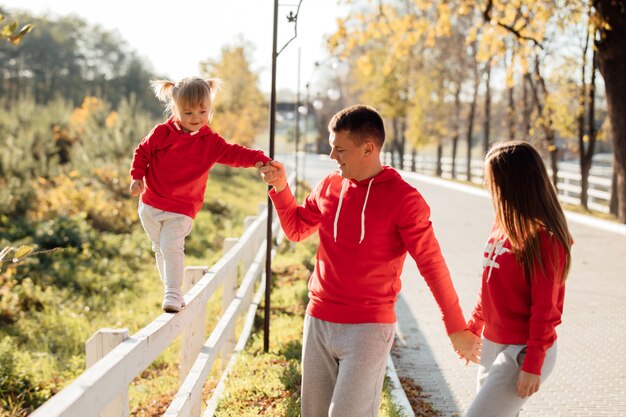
[465,141,572,417]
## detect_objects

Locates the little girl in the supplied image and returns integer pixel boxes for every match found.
[129,76,270,313]
[465,141,572,417]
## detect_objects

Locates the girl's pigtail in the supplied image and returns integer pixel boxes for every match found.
[150,80,175,102]
[205,78,223,102]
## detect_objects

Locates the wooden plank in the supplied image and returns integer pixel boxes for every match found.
[180,267,209,385]
[85,329,129,417]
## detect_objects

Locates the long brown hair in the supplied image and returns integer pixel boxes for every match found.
[484,141,571,282]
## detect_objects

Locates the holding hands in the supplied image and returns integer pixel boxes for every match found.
[257,160,288,193]
[449,329,482,365]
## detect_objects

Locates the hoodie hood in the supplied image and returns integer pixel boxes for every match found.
[165,116,212,137]
[333,166,402,244]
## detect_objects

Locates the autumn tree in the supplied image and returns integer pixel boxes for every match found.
[593,0,626,221]
[200,42,267,147]
[329,2,476,173]
[329,5,417,168]
[457,0,625,221]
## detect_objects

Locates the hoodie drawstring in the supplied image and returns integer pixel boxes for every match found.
[359,178,374,243]
[333,180,347,242]
[333,177,375,244]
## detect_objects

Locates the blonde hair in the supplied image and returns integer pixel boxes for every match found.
[484,140,571,282]
[150,77,222,120]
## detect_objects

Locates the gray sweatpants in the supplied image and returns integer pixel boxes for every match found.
[301,314,395,417]
[138,202,193,298]
[464,338,557,417]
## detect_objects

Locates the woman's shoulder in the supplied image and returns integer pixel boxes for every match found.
[537,228,570,259]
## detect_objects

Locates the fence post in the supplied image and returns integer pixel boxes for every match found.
[85,328,130,417]
[180,266,208,417]
[222,238,239,370]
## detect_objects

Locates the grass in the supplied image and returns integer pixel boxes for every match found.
[0,166,269,416]
[212,236,412,417]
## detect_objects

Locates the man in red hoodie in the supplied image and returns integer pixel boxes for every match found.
[261,105,480,417]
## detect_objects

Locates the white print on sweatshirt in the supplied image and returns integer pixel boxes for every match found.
[483,239,511,281]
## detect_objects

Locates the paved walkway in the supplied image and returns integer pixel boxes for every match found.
[393,172,626,417]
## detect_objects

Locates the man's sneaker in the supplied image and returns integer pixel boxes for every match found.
[162,292,185,313]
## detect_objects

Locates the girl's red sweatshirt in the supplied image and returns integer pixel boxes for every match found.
[467,226,567,375]
[269,167,466,335]
[130,118,270,219]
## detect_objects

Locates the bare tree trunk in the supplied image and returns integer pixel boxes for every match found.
[507,48,516,141]
[528,58,559,188]
[451,82,462,179]
[483,57,492,155]
[581,47,598,210]
[411,148,417,172]
[610,169,618,215]
[391,118,400,169]
[466,44,479,182]
[578,22,590,210]
[436,142,443,177]
[522,73,532,138]
[394,118,407,170]
[594,0,626,222]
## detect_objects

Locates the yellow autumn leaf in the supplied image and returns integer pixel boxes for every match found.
[13,245,34,261]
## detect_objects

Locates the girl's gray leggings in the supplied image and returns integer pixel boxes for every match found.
[465,338,557,417]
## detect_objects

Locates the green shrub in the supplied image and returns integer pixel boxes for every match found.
[15,304,91,360]
[34,216,90,250]
[0,337,50,413]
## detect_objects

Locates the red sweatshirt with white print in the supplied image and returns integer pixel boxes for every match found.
[130,117,270,219]
[269,166,467,335]
[467,226,567,375]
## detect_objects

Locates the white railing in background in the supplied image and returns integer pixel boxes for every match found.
[383,153,613,214]
[30,188,287,417]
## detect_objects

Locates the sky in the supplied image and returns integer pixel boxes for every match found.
[1,0,349,94]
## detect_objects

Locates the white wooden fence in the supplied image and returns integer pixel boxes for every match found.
[384,153,613,213]
[31,201,283,417]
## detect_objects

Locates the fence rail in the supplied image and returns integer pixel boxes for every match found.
[383,153,614,214]
[31,200,284,417]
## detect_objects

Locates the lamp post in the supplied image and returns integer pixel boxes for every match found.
[265,0,301,353]
[294,47,301,201]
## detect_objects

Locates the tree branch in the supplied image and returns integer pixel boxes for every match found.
[482,0,544,49]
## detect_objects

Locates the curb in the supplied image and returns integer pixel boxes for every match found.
[387,354,415,417]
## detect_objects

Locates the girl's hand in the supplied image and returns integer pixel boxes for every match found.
[449,329,482,365]
[259,160,288,193]
[516,370,541,398]
[130,179,144,196]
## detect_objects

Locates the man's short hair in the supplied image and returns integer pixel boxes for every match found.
[328,104,385,148]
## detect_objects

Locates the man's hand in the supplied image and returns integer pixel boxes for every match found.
[449,329,482,365]
[130,179,144,196]
[516,370,541,398]
[258,160,288,193]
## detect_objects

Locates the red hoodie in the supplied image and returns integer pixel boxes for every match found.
[270,166,466,334]
[130,118,270,219]
[467,226,567,375]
